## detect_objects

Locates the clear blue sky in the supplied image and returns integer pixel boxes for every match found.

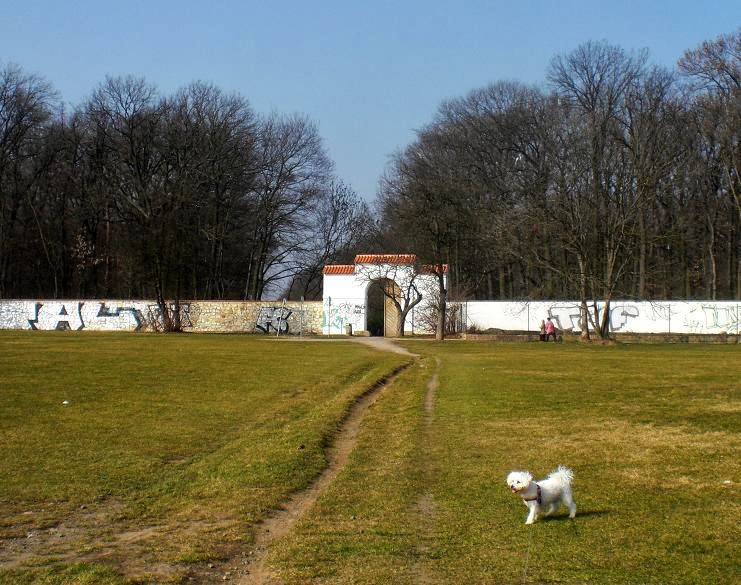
[1,1,738,200]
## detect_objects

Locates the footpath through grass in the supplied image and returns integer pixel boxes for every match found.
[0,331,408,584]
[268,341,740,584]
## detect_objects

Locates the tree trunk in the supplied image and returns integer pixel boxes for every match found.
[436,270,446,341]
[707,214,717,300]
[638,210,647,298]
[577,256,591,340]
[599,296,611,339]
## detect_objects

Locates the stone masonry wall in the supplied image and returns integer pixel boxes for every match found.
[0,299,324,335]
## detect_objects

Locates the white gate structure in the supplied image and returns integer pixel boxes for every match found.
[322,254,446,336]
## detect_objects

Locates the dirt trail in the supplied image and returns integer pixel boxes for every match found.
[348,335,418,356]
[423,359,440,417]
[205,338,416,584]
[413,356,441,584]
[1,337,420,584]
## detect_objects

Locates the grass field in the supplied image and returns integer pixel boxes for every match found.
[0,332,408,584]
[1,333,739,584]
[268,341,740,584]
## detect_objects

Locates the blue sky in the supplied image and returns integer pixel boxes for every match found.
[1,1,738,200]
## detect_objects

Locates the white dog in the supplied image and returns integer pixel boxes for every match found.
[506,466,577,524]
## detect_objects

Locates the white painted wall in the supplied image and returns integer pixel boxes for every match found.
[0,300,150,331]
[322,263,443,335]
[463,300,741,335]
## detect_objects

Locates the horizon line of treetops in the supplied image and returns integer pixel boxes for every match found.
[1,29,739,311]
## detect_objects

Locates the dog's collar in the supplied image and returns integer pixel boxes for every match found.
[523,483,542,504]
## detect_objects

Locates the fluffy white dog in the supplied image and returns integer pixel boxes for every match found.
[506,466,577,524]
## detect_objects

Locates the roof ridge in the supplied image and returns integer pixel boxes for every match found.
[353,253,417,264]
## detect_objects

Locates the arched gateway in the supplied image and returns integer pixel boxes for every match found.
[322,254,446,336]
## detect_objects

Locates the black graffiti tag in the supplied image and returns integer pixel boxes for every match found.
[255,307,291,333]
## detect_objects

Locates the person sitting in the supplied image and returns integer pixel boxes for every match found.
[545,317,556,341]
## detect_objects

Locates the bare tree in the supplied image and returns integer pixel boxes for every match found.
[547,41,649,338]
[678,29,740,95]
[679,29,741,297]
[243,113,332,299]
[0,63,57,297]
[285,180,372,300]
[84,76,182,328]
[164,82,257,300]
[379,138,458,340]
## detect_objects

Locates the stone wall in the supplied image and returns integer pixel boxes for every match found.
[0,299,324,335]
[191,301,323,334]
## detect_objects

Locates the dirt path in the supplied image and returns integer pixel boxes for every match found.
[423,358,440,418]
[348,335,418,356]
[192,340,417,584]
[413,356,440,584]
[1,337,420,584]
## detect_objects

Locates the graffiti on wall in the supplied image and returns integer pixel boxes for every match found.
[28,302,146,331]
[323,301,364,332]
[29,302,84,330]
[699,304,740,331]
[547,303,686,333]
[504,300,741,334]
[590,303,737,333]
[255,306,292,333]
[546,304,582,331]
[606,304,641,331]
[0,299,325,333]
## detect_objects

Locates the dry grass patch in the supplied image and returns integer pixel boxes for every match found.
[0,332,408,584]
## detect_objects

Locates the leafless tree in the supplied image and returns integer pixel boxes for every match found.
[83,76,186,328]
[0,63,57,297]
[243,113,332,299]
[164,82,257,299]
[679,29,741,296]
[285,180,372,300]
[379,133,461,340]
[547,41,649,338]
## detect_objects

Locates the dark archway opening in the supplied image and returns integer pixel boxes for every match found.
[366,280,385,336]
[366,279,400,337]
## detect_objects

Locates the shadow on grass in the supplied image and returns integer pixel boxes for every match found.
[540,509,611,522]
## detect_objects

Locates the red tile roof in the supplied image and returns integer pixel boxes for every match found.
[323,255,448,275]
[354,254,417,264]
[322,264,355,275]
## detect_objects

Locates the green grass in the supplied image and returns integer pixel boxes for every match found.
[0,331,408,584]
[268,342,741,584]
[2,335,739,584]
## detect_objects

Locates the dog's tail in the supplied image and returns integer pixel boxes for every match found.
[549,465,574,487]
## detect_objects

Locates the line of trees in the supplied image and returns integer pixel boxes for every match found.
[0,71,371,328]
[1,30,738,336]
[378,30,739,338]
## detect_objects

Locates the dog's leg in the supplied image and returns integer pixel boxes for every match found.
[563,490,577,518]
[525,503,538,524]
